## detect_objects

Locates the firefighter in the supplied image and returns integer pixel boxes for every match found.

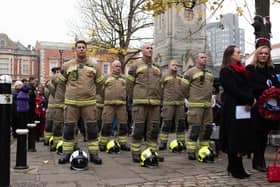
[49,67,66,152]
[58,40,104,165]
[99,60,130,152]
[184,52,214,160]
[127,42,163,163]
[43,68,57,146]
[158,59,189,150]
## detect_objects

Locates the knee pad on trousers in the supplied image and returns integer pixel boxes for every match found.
[190,125,200,141]
[133,123,145,140]
[150,123,160,141]
[45,120,53,132]
[101,123,112,137]
[177,119,186,132]
[53,121,63,137]
[63,123,75,140]
[87,122,98,140]
[119,123,128,136]
[203,125,213,140]
[161,120,172,133]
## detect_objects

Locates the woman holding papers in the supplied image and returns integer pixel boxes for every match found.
[220,45,256,179]
[246,45,280,172]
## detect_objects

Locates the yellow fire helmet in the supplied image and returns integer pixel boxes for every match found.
[140,148,159,168]
[49,136,54,146]
[56,140,63,155]
[106,140,120,154]
[197,146,214,163]
[169,139,184,153]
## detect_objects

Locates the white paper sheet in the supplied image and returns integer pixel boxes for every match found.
[235,105,251,119]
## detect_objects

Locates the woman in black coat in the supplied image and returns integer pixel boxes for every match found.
[246,45,280,172]
[220,45,256,179]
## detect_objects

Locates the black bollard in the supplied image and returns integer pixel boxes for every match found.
[27,123,37,152]
[0,75,12,187]
[14,129,29,169]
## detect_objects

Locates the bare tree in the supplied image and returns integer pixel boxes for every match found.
[78,0,153,70]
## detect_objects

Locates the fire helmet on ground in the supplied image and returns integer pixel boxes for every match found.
[69,150,88,171]
[140,148,159,168]
[169,139,184,153]
[106,140,120,153]
[197,146,214,163]
[49,136,54,146]
[56,140,63,155]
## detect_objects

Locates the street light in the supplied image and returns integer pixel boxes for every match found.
[58,49,64,67]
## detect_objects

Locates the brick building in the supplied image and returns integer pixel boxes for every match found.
[1,33,135,85]
[0,33,39,81]
[35,41,75,83]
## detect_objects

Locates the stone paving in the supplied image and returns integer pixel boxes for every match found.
[9,134,280,187]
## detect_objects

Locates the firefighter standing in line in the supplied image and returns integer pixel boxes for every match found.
[184,52,214,160]
[158,59,189,150]
[49,67,66,152]
[127,42,164,162]
[43,68,57,146]
[99,60,130,152]
[58,40,104,165]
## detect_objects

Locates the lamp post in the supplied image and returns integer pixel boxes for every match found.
[58,49,64,67]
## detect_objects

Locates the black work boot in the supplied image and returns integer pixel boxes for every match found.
[120,144,131,151]
[43,139,49,146]
[132,154,140,163]
[188,152,196,160]
[50,144,56,152]
[99,144,106,152]
[158,143,167,151]
[90,153,102,165]
[158,155,164,162]
[253,156,267,172]
[182,142,187,150]
[58,153,71,164]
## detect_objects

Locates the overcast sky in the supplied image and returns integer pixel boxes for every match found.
[0,0,79,46]
[0,0,279,54]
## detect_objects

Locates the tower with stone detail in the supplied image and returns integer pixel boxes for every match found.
[153,3,211,74]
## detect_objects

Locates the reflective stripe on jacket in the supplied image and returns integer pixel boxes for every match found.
[162,72,189,106]
[59,58,104,106]
[126,59,162,105]
[103,74,126,105]
[185,66,214,107]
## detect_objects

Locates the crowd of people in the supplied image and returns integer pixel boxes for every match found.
[10,40,280,179]
[11,77,47,150]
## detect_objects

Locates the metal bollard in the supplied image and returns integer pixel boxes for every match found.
[0,75,12,187]
[27,123,37,152]
[14,129,29,170]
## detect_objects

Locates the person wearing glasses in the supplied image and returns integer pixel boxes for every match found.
[184,52,214,160]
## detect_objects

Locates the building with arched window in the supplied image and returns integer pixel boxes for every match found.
[0,33,39,81]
